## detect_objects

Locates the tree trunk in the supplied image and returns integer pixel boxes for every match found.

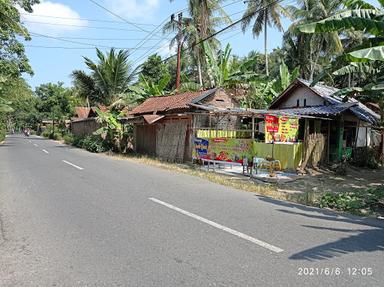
[264,10,269,77]
[197,56,203,87]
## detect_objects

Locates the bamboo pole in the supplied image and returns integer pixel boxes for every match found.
[252,116,255,140]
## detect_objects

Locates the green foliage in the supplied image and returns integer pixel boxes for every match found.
[298,0,384,99]
[41,125,61,140]
[0,0,39,78]
[72,135,85,148]
[241,79,277,109]
[140,54,170,84]
[126,74,171,104]
[95,108,129,152]
[63,133,74,145]
[72,48,137,106]
[204,42,232,87]
[283,0,343,80]
[69,134,107,153]
[82,135,108,153]
[35,82,74,125]
[0,126,5,142]
[272,62,300,93]
[319,187,384,215]
[352,147,379,169]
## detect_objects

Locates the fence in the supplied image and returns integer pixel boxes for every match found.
[70,118,100,137]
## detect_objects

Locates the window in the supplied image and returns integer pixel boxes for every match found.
[296,99,300,107]
[304,99,307,107]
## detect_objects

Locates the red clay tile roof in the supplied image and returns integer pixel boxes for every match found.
[130,89,217,115]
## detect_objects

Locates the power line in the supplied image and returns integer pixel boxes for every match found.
[28,32,165,50]
[87,0,151,33]
[22,20,150,32]
[148,0,288,67]
[131,0,246,63]
[20,13,158,27]
[30,35,162,41]
[24,44,163,50]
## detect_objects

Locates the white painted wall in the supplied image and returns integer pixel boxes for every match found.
[356,127,381,147]
[277,86,325,108]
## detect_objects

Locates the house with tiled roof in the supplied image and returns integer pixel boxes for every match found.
[71,105,107,137]
[129,88,239,162]
[268,78,381,161]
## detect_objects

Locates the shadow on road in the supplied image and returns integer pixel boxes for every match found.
[256,195,384,261]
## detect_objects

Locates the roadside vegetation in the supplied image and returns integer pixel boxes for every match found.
[319,187,384,216]
[1,0,384,216]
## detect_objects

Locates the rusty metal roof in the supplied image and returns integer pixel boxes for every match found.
[74,107,91,118]
[130,88,217,115]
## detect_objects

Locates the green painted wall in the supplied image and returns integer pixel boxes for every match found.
[253,142,303,170]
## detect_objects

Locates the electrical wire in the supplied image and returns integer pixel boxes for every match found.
[87,0,151,33]
[139,0,289,67]
[22,20,152,32]
[20,13,158,27]
[24,44,163,50]
[30,35,162,41]
[29,31,165,50]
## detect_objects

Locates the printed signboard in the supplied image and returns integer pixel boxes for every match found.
[265,115,299,143]
[193,138,253,163]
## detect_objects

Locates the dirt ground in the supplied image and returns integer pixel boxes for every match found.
[278,166,384,194]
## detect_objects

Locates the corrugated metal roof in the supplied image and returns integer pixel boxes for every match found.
[143,115,165,124]
[130,88,217,115]
[191,103,356,119]
[271,102,357,117]
[272,79,380,124]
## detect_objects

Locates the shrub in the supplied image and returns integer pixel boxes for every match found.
[48,132,62,140]
[0,129,5,142]
[42,129,50,138]
[319,187,384,215]
[63,133,74,145]
[72,135,85,148]
[81,135,108,153]
[353,147,379,169]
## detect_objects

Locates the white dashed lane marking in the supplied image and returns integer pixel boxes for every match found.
[149,197,284,253]
[62,160,84,170]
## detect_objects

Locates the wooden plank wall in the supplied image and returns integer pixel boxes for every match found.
[156,121,188,162]
[135,124,157,155]
[70,118,100,137]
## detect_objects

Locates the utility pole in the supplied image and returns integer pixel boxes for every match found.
[171,12,183,90]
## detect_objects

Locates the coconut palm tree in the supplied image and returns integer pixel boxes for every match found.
[241,0,283,77]
[167,0,231,87]
[283,0,343,80]
[71,48,137,106]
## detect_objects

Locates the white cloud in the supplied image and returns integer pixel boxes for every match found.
[20,1,87,35]
[106,0,159,20]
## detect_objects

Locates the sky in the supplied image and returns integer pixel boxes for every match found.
[20,0,379,89]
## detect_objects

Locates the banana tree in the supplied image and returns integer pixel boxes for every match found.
[298,0,384,88]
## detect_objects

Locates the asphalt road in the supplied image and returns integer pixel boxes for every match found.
[0,134,383,287]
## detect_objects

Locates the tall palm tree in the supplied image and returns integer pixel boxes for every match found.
[71,48,137,106]
[167,0,231,87]
[283,0,343,80]
[241,0,283,77]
